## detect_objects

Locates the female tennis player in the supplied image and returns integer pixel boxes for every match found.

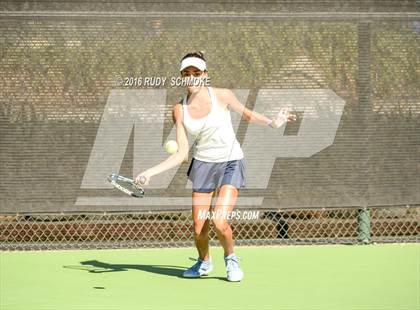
[135,51,296,282]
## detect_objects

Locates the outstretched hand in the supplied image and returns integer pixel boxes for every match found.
[271,108,297,128]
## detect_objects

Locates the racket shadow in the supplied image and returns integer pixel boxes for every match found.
[64,260,185,277]
[64,260,227,280]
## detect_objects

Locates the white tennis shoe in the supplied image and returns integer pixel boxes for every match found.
[183,257,213,278]
[224,254,244,282]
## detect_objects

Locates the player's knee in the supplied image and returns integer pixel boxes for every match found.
[193,222,209,237]
[212,219,228,234]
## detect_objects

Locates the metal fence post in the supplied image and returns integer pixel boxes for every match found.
[357,208,371,244]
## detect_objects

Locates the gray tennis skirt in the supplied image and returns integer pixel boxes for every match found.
[187,157,246,193]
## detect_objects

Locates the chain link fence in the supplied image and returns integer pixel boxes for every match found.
[1,205,418,251]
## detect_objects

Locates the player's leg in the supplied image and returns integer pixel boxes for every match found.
[212,158,245,252]
[183,190,214,278]
[212,184,244,282]
[191,191,213,260]
[212,184,238,256]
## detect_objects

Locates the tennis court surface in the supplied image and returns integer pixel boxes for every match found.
[1,243,418,310]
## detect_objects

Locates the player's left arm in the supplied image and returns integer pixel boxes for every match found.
[216,88,296,128]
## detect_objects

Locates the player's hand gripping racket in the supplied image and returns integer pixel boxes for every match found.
[107,173,145,198]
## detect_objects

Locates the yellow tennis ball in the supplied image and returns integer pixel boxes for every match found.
[164,140,178,154]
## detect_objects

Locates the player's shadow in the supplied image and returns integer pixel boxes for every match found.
[63,260,226,280]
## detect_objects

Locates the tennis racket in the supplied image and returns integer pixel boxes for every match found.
[107,173,145,198]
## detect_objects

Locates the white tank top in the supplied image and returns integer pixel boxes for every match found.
[182,87,244,162]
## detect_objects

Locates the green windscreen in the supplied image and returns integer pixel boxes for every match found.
[0,1,418,212]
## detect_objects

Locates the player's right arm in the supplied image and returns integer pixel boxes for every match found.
[134,102,189,185]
